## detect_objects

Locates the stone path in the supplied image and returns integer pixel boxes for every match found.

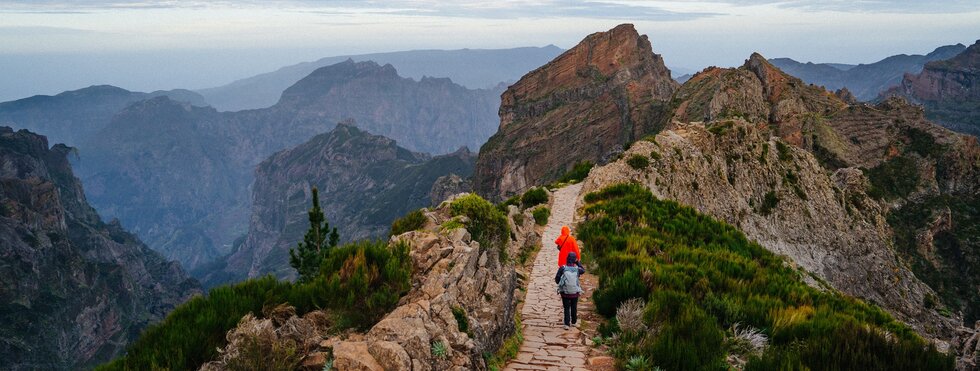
[505,183,603,371]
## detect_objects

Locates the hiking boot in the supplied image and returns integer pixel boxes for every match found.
[563,325,569,330]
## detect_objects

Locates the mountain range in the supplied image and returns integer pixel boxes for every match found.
[196,46,565,111]
[769,43,966,101]
[74,60,500,274]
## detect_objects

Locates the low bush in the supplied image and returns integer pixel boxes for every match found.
[520,187,548,208]
[577,183,952,370]
[867,156,919,200]
[626,154,650,170]
[97,241,412,371]
[450,194,510,259]
[557,161,594,184]
[390,208,427,236]
[532,207,550,226]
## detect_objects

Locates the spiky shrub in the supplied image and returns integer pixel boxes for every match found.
[431,341,448,359]
[390,208,427,236]
[616,298,647,336]
[728,323,768,356]
[624,355,652,371]
[578,183,953,371]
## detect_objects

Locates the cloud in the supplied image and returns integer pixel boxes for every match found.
[704,0,980,14]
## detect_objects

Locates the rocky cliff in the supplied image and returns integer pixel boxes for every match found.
[473,23,678,201]
[75,61,499,272]
[882,40,980,136]
[0,127,200,370]
[202,123,475,284]
[769,43,966,101]
[0,85,205,146]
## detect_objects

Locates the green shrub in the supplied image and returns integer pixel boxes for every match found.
[626,154,650,170]
[776,141,792,162]
[452,306,470,335]
[557,161,594,184]
[520,187,548,208]
[390,209,427,236]
[649,150,662,161]
[450,194,510,259]
[577,183,952,371]
[759,191,779,215]
[867,156,919,200]
[532,207,550,226]
[98,241,412,371]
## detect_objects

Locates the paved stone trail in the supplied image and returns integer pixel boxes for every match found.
[505,183,603,371]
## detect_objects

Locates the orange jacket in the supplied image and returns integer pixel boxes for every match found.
[555,226,581,267]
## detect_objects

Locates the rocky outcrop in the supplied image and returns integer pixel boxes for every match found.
[474,23,678,201]
[0,85,205,146]
[952,321,979,370]
[0,127,200,370]
[881,40,980,136]
[203,123,475,284]
[202,197,539,370]
[580,121,960,339]
[769,43,967,101]
[76,61,499,272]
[430,173,472,207]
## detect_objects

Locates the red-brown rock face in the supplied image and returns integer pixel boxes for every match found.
[881,40,980,136]
[474,24,678,200]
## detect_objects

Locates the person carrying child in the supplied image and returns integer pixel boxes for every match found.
[555,251,585,330]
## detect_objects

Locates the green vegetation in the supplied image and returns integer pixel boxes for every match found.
[888,195,980,324]
[867,156,919,200]
[775,141,792,162]
[520,187,548,208]
[758,143,769,164]
[450,194,510,259]
[904,127,943,158]
[431,341,448,359]
[759,190,780,216]
[578,184,951,371]
[626,154,650,170]
[452,306,470,335]
[532,207,551,226]
[390,208,427,236]
[99,194,414,371]
[289,187,339,283]
[649,150,662,161]
[557,160,594,184]
[487,312,524,371]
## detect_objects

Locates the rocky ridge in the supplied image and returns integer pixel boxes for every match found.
[201,195,540,370]
[474,23,678,201]
[203,123,476,285]
[882,40,980,136]
[0,127,200,370]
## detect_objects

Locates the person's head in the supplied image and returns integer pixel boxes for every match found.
[566,251,577,265]
[561,225,570,236]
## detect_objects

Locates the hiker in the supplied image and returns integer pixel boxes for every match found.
[555,251,585,330]
[555,225,581,267]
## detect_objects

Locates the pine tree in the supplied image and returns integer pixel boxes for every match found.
[289,186,339,282]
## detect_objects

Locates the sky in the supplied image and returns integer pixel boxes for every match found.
[1,0,978,101]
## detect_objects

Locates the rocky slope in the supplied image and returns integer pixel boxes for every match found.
[75,61,499,272]
[770,43,966,101]
[882,40,980,136]
[0,85,205,146]
[201,195,539,371]
[474,24,678,201]
[197,46,563,111]
[0,127,200,370]
[201,123,476,284]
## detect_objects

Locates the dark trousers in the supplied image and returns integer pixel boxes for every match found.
[561,296,578,326]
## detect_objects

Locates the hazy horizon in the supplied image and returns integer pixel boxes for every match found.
[1,0,978,102]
